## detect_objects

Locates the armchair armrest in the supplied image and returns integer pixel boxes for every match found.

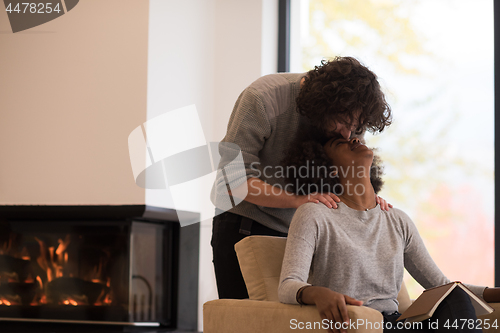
[203,299,384,333]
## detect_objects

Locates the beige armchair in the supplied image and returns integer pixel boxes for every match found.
[203,236,500,333]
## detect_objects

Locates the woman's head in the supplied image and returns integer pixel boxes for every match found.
[297,56,392,138]
[281,132,384,196]
[323,136,373,170]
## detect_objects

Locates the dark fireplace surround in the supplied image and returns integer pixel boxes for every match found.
[0,205,199,331]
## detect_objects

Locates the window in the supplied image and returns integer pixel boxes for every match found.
[289,0,494,297]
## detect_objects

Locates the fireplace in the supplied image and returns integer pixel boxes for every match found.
[0,205,199,330]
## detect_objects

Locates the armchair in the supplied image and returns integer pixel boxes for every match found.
[203,236,500,332]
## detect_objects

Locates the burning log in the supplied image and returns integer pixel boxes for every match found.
[0,282,37,305]
[46,277,109,306]
[0,255,32,282]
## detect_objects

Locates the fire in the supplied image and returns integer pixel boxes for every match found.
[1,232,114,308]
[0,298,11,306]
[60,295,88,306]
[62,299,78,306]
[24,274,34,284]
[36,276,43,289]
[103,292,112,305]
[0,295,21,306]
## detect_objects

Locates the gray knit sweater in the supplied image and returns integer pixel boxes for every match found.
[211,73,307,233]
[278,202,486,313]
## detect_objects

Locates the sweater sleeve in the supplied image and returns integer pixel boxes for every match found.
[399,209,487,300]
[210,87,272,210]
[278,204,318,304]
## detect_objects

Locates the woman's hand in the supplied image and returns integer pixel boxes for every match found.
[294,192,341,209]
[302,286,363,333]
[376,196,393,211]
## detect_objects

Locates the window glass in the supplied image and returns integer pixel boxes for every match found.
[290,0,494,297]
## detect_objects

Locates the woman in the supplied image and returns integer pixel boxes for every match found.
[278,133,500,333]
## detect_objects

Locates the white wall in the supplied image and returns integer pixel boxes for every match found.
[213,0,278,140]
[0,0,148,205]
[147,0,278,330]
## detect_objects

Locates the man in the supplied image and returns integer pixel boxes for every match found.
[211,56,392,299]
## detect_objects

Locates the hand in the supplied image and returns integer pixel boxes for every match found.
[311,288,363,333]
[295,192,341,209]
[376,196,393,211]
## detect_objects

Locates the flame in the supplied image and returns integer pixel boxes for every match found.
[0,299,11,306]
[60,295,88,306]
[103,292,112,305]
[34,237,54,283]
[94,284,113,306]
[0,295,22,306]
[36,276,43,288]
[55,235,71,256]
[63,299,78,306]
[24,274,34,284]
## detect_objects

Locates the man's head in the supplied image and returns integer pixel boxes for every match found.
[296,56,392,139]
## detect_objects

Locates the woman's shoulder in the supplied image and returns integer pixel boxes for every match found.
[291,203,340,228]
[386,207,412,221]
[295,202,333,218]
[384,206,417,232]
[289,203,331,240]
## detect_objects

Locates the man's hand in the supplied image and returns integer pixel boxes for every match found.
[302,286,363,333]
[376,196,393,211]
[295,192,341,209]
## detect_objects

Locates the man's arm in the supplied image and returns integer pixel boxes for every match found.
[230,177,340,209]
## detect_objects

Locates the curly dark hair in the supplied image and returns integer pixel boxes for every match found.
[281,128,384,195]
[296,56,392,136]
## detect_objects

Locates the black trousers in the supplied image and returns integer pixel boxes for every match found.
[383,288,482,332]
[211,210,287,299]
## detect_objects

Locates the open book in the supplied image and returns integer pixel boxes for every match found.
[397,281,494,323]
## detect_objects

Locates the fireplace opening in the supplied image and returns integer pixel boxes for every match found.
[0,205,199,330]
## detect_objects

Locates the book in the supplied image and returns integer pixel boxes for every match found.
[397,281,494,323]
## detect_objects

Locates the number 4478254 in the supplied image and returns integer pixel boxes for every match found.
[6,3,61,14]
[444,319,498,330]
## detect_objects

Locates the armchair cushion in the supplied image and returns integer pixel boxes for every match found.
[235,235,286,301]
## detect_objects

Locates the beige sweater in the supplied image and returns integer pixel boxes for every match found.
[211,73,306,233]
